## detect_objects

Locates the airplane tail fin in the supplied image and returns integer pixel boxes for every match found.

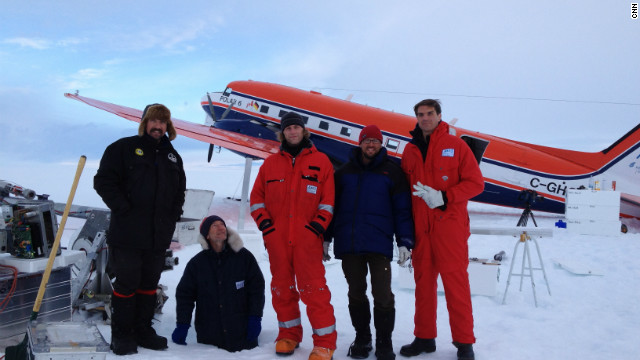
[522,123,640,170]
[572,123,640,218]
[587,124,640,196]
[601,123,640,155]
[520,123,640,208]
[600,123,640,218]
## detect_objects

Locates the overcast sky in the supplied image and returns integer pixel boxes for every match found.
[1,1,638,167]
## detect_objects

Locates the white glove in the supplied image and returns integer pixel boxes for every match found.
[412,181,444,209]
[323,241,331,262]
[397,246,411,266]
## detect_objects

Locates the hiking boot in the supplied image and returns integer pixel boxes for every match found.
[453,342,474,360]
[136,326,168,350]
[276,338,299,356]
[399,337,436,357]
[375,338,395,360]
[348,334,373,358]
[309,346,335,360]
[110,337,138,356]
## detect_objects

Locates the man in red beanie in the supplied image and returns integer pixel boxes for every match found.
[400,100,483,360]
[172,215,265,352]
[325,124,414,360]
[250,111,337,360]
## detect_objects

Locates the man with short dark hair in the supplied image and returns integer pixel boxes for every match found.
[250,111,337,360]
[326,124,414,360]
[94,103,186,355]
[171,215,265,352]
[400,100,484,360]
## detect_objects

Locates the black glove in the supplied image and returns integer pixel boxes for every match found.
[306,221,325,236]
[259,219,275,236]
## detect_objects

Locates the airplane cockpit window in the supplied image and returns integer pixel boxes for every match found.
[386,139,399,151]
[223,87,232,97]
[260,105,270,113]
[319,121,329,130]
[340,127,352,137]
[460,136,488,165]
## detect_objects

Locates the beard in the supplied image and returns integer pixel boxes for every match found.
[363,151,376,160]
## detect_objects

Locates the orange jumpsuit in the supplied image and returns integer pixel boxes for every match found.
[250,143,337,349]
[401,121,484,344]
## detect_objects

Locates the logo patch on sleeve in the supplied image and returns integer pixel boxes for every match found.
[442,148,454,157]
[307,185,318,194]
[236,280,245,289]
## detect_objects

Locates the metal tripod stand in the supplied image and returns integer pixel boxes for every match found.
[502,201,551,307]
[517,202,538,227]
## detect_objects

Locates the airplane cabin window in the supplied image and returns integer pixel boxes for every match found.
[319,121,329,130]
[279,110,288,117]
[260,105,270,113]
[340,127,352,137]
[301,116,309,124]
[386,139,400,151]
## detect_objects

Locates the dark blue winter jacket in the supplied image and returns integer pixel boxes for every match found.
[326,147,414,260]
[175,228,265,352]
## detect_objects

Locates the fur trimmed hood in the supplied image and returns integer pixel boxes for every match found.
[197,227,244,252]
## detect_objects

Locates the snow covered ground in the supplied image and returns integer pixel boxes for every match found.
[2,151,639,360]
[123,198,637,360]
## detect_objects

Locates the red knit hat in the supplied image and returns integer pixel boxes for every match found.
[359,125,383,144]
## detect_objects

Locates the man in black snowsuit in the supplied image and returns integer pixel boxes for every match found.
[172,215,265,352]
[94,103,186,355]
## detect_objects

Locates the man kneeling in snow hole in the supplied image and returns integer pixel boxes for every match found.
[172,215,266,352]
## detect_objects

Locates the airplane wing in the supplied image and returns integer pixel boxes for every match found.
[64,93,280,159]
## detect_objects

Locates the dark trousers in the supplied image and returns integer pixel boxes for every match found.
[108,246,166,295]
[341,253,395,311]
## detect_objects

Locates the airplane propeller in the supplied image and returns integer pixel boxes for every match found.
[206,92,234,162]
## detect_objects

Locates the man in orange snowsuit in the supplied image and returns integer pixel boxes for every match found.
[250,111,337,360]
[399,100,484,360]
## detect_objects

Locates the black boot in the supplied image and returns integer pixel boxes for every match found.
[348,302,373,359]
[399,337,436,357]
[135,292,168,350]
[453,342,474,360]
[110,294,138,356]
[349,333,373,359]
[373,308,395,360]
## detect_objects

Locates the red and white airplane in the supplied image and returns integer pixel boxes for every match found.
[65,80,640,218]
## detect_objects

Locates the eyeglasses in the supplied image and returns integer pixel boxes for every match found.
[362,138,381,145]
